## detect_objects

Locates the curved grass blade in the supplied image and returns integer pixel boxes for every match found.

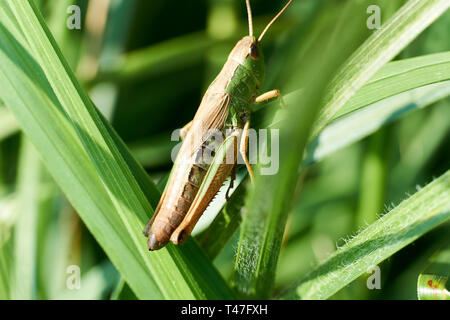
[11,137,40,299]
[312,0,450,137]
[0,107,19,141]
[0,192,15,299]
[91,17,291,86]
[333,51,450,118]
[0,237,13,299]
[281,170,450,300]
[304,81,450,165]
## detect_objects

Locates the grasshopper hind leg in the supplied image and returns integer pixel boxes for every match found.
[240,121,254,184]
[225,165,236,201]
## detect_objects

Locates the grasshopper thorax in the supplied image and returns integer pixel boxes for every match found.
[228,36,265,89]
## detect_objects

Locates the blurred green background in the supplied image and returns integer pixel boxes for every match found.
[0,0,449,300]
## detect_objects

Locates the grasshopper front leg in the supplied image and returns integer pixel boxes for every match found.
[255,89,285,108]
[240,120,254,184]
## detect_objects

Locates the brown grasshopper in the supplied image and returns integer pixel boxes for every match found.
[144,0,292,250]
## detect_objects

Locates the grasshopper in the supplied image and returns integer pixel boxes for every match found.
[144,0,292,250]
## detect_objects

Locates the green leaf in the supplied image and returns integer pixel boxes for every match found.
[110,277,138,300]
[313,0,450,137]
[334,51,450,118]
[304,81,450,165]
[0,237,13,299]
[91,16,291,85]
[11,136,40,299]
[281,170,450,300]
[0,0,233,299]
[93,31,214,84]
[0,107,19,141]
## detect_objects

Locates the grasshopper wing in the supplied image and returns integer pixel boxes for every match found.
[144,92,231,249]
[180,92,230,160]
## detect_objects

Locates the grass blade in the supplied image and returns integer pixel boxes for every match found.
[334,51,450,118]
[0,193,15,299]
[313,0,450,137]
[0,107,19,141]
[128,51,450,170]
[11,137,40,299]
[0,0,233,299]
[281,170,450,300]
[305,81,450,165]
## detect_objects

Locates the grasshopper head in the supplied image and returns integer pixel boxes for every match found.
[234,0,292,88]
[228,36,265,88]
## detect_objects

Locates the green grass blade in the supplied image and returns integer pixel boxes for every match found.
[334,51,450,118]
[261,51,450,131]
[281,170,450,300]
[417,244,450,300]
[391,99,450,194]
[0,237,13,299]
[355,130,388,228]
[312,0,450,137]
[91,16,291,85]
[11,136,40,299]
[304,81,450,165]
[0,192,15,299]
[0,107,19,141]
[0,0,233,299]
[93,31,214,84]
[110,277,138,300]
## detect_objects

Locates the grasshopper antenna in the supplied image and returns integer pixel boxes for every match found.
[258,0,292,42]
[246,0,254,37]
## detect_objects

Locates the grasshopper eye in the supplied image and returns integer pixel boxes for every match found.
[249,44,259,59]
